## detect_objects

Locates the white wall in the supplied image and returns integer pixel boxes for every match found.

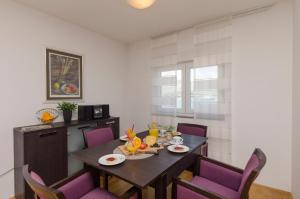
[292,0,300,197]
[126,1,293,191]
[0,0,127,198]
[125,41,152,132]
[232,0,293,191]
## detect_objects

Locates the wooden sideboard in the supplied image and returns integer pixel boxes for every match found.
[14,117,120,199]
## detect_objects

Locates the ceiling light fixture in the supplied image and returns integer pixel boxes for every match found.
[127,0,156,10]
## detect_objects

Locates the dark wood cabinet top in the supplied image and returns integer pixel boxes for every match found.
[71,131,206,188]
[14,117,119,134]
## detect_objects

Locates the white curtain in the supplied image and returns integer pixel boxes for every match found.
[151,33,179,127]
[150,19,232,163]
[193,19,232,163]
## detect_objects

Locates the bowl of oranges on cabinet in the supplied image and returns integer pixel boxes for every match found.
[36,108,59,124]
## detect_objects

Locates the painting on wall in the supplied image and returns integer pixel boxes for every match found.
[46,49,82,100]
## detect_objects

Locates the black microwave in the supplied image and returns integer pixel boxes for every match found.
[78,105,109,121]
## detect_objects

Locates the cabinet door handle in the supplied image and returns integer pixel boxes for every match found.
[106,121,115,125]
[39,131,57,137]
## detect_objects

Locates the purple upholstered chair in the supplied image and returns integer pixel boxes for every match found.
[23,165,140,199]
[177,123,208,156]
[83,127,114,148]
[172,148,266,199]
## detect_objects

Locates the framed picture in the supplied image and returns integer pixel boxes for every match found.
[46,49,82,100]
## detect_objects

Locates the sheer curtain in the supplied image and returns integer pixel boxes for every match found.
[150,19,232,163]
[151,33,179,127]
[193,19,232,163]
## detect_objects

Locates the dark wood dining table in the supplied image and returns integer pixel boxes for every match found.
[71,131,206,199]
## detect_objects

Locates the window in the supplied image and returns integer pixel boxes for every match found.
[161,70,182,109]
[159,68,184,112]
[158,63,220,116]
[190,66,219,111]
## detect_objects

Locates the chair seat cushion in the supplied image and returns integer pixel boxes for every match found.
[80,188,117,199]
[177,176,239,199]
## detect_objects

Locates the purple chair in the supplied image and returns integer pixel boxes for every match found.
[172,148,266,199]
[81,127,115,187]
[23,165,140,199]
[177,123,208,156]
[83,127,114,148]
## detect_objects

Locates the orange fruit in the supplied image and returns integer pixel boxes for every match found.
[41,112,54,122]
[133,137,142,148]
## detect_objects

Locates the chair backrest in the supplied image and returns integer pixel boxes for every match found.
[23,165,64,199]
[238,148,266,198]
[177,123,207,137]
[83,127,114,148]
[57,172,95,199]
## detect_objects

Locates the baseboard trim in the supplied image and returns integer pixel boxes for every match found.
[253,183,293,199]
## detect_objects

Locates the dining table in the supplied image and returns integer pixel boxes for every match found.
[71,131,207,199]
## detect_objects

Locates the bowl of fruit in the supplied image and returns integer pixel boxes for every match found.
[36,108,59,124]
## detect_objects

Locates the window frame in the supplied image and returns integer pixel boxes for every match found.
[156,62,223,119]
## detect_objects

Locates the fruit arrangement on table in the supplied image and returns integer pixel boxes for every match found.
[36,108,59,124]
[118,127,164,156]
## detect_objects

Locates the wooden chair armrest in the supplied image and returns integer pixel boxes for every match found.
[119,187,142,199]
[198,156,244,174]
[173,178,227,199]
[23,165,65,199]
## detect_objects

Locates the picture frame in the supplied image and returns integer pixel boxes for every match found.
[46,49,82,100]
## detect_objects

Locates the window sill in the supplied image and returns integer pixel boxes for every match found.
[152,112,193,118]
[152,112,225,121]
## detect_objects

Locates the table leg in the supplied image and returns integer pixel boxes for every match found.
[155,174,167,199]
[137,188,143,199]
[103,172,109,190]
[86,165,101,188]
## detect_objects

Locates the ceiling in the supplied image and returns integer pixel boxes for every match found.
[15,0,279,43]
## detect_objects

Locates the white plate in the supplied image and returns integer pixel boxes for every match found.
[98,154,126,166]
[167,145,189,153]
[119,135,129,141]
